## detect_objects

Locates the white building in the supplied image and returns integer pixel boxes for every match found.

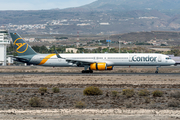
[100,23,110,25]
[0,30,10,66]
[66,48,78,53]
[7,55,14,65]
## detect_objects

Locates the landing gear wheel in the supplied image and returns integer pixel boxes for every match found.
[81,70,93,73]
[155,66,160,74]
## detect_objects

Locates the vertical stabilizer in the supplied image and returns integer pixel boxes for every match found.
[10,33,37,56]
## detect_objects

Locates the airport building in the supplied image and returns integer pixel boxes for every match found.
[0,30,10,66]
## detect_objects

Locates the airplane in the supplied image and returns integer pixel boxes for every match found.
[10,33,176,74]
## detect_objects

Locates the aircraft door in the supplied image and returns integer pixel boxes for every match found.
[129,55,133,62]
[31,55,39,62]
[58,58,62,62]
[158,55,162,62]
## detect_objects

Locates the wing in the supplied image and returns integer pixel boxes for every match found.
[54,50,113,66]
[65,58,113,67]
[66,58,94,65]
[55,50,62,59]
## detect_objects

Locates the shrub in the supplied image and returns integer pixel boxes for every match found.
[144,97,151,103]
[52,87,60,93]
[29,97,42,107]
[152,90,163,97]
[122,89,135,98]
[75,101,86,109]
[125,102,133,108]
[83,86,103,96]
[138,89,149,96]
[112,91,118,97]
[168,100,180,107]
[170,91,180,98]
[39,87,47,93]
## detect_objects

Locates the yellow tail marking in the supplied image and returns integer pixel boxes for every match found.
[38,54,56,65]
[13,38,22,45]
[16,43,26,50]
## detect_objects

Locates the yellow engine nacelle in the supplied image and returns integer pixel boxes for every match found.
[107,66,113,70]
[90,63,113,71]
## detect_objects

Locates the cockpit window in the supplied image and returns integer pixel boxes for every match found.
[166,57,171,60]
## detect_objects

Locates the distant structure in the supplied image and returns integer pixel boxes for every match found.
[76,31,80,48]
[0,30,10,66]
[66,48,78,53]
[7,55,14,65]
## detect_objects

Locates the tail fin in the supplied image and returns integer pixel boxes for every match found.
[10,33,37,56]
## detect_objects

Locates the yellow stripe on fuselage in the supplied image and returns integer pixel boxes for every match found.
[38,54,56,65]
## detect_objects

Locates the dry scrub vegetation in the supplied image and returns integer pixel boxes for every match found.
[1,86,178,110]
[0,66,180,113]
[83,86,103,96]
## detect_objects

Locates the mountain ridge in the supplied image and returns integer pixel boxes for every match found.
[1,0,180,35]
[67,0,180,12]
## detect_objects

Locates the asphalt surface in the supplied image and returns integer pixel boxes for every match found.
[0,72,180,76]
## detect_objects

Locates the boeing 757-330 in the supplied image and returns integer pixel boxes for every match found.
[10,33,175,73]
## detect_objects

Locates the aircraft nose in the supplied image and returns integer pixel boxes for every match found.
[172,60,176,65]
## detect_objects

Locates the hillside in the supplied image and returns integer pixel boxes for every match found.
[81,0,180,11]
[1,0,180,35]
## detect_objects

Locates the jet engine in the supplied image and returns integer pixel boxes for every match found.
[90,63,113,71]
[107,66,114,70]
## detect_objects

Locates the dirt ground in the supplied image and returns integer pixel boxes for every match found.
[1,109,180,120]
[0,74,180,85]
[0,66,180,120]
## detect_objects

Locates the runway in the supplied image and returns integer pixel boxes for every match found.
[0,72,180,76]
[0,66,180,76]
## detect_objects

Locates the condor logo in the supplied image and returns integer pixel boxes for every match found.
[14,38,28,53]
[132,56,157,62]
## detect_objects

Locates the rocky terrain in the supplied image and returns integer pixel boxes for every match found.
[0,66,180,119]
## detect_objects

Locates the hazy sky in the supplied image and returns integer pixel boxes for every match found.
[0,0,97,10]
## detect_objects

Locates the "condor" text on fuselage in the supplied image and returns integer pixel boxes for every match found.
[132,56,157,62]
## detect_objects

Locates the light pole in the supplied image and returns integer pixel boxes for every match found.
[119,36,121,53]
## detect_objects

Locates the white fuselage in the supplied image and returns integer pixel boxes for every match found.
[30,53,175,67]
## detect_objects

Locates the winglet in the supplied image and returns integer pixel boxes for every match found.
[55,49,63,59]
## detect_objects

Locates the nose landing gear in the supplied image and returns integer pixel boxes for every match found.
[155,66,160,74]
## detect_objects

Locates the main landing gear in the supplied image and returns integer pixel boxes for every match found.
[155,66,160,74]
[82,70,93,73]
[82,66,93,73]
